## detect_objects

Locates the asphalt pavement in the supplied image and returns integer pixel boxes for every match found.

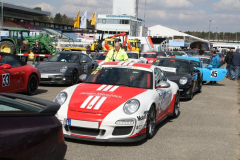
[33,78,240,160]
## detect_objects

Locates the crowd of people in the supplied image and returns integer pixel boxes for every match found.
[225,49,240,81]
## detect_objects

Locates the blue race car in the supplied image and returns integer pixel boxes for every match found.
[176,56,227,83]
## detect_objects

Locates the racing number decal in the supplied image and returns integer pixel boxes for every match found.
[84,65,88,73]
[2,73,10,87]
[211,70,218,78]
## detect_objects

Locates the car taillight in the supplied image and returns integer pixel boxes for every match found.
[58,129,64,143]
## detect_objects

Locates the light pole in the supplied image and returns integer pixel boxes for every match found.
[208,19,212,41]
[215,27,217,41]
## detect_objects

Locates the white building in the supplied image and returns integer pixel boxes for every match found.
[96,0,147,37]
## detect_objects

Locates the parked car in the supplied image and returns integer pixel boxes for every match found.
[92,52,108,64]
[0,93,67,160]
[54,62,180,142]
[127,51,148,63]
[153,58,202,100]
[140,51,157,64]
[192,55,211,67]
[34,51,98,85]
[177,56,227,83]
[0,52,40,95]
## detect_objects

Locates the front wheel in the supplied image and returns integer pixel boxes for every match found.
[71,70,79,85]
[146,106,156,139]
[26,74,38,95]
[172,93,180,118]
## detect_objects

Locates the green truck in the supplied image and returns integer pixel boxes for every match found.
[0,28,57,56]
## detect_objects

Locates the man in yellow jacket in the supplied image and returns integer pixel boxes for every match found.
[105,42,129,62]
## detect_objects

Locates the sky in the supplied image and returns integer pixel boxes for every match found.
[6,0,240,33]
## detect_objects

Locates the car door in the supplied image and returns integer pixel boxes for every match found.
[154,68,172,119]
[86,55,97,72]
[202,67,227,81]
[79,54,94,75]
[0,55,22,92]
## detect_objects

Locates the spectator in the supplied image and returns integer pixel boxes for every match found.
[21,40,30,54]
[209,50,221,84]
[32,41,41,62]
[224,51,233,78]
[230,49,240,81]
[105,42,128,62]
[86,44,91,55]
[199,48,204,55]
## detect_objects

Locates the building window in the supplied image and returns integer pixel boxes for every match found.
[98,19,102,23]
[120,20,129,24]
[102,19,106,24]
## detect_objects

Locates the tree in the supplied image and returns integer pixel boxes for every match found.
[34,7,41,11]
[54,13,62,23]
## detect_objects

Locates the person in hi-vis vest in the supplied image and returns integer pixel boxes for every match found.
[105,42,129,62]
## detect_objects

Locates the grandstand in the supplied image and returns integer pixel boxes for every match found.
[0,2,77,40]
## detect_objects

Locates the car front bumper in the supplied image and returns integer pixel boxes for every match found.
[40,73,72,84]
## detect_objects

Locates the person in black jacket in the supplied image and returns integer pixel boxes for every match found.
[224,51,233,78]
[32,41,41,62]
[21,40,30,54]
[230,49,240,80]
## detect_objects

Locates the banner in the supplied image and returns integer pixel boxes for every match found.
[74,10,80,28]
[80,11,87,29]
[91,12,96,25]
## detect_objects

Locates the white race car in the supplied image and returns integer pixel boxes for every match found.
[54,62,180,142]
[127,51,148,64]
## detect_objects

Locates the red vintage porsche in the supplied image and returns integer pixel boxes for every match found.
[0,52,40,95]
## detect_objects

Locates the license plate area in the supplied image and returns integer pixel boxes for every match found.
[68,119,99,129]
[41,74,48,78]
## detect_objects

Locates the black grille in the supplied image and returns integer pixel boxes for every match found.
[112,126,133,136]
[69,126,105,136]
[40,78,52,81]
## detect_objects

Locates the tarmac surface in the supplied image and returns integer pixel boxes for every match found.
[33,78,240,160]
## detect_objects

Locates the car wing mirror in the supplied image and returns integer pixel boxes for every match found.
[207,65,213,69]
[2,64,12,69]
[156,81,170,88]
[79,74,87,82]
[80,60,87,63]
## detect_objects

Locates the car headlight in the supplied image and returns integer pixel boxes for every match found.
[123,99,140,114]
[54,92,68,105]
[179,77,188,85]
[60,66,68,72]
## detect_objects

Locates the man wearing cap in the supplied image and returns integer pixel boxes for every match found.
[105,42,129,62]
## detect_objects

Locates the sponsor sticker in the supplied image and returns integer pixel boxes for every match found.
[2,73,10,87]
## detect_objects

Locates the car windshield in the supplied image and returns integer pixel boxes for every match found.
[0,96,43,113]
[204,52,212,56]
[166,52,173,56]
[127,53,138,59]
[200,58,210,64]
[154,59,190,73]
[47,52,79,63]
[93,54,107,60]
[191,61,201,67]
[85,67,153,89]
[156,52,166,56]
[140,53,156,58]
[172,51,184,56]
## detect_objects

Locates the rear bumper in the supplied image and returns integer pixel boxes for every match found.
[33,142,67,160]
[64,134,146,143]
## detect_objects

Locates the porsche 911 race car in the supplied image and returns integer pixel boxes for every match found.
[54,62,180,142]
[153,58,202,100]
[0,52,40,95]
[140,52,157,64]
[34,51,98,85]
[177,56,227,82]
[127,51,148,64]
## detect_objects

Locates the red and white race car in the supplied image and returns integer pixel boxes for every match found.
[54,62,180,142]
[0,53,40,95]
[140,52,157,65]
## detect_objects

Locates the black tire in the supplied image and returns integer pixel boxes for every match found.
[0,41,16,54]
[172,93,180,118]
[188,87,194,100]
[71,70,79,85]
[146,105,156,139]
[197,81,202,93]
[202,81,206,84]
[26,74,38,95]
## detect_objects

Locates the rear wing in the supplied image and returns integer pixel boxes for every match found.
[0,93,60,117]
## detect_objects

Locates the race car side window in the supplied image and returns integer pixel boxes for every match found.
[0,55,21,68]
[154,68,163,84]
[86,56,92,62]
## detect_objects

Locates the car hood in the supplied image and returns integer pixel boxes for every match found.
[36,62,74,72]
[67,83,147,122]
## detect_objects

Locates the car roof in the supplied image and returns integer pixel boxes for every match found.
[177,56,200,62]
[157,57,191,62]
[102,62,152,69]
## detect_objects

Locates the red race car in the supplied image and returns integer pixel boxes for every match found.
[0,53,40,95]
[92,52,108,64]
[140,51,157,64]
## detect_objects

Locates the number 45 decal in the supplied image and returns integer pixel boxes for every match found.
[211,70,218,78]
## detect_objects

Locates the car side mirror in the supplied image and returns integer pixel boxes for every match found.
[207,65,213,69]
[2,64,12,69]
[80,60,87,63]
[156,81,170,88]
[79,74,87,82]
